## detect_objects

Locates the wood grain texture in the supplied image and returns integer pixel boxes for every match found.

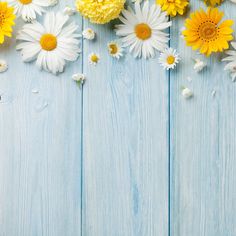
[170,1,236,236]
[82,8,169,236]
[0,1,82,235]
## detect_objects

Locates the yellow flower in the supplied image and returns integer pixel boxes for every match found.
[204,0,223,6]
[183,8,234,56]
[76,0,125,24]
[156,0,189,17]
[0,2,15,44]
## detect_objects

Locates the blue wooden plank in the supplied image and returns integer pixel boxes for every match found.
[170,1,236,235]
[82,5,169,236]
[0,1,82,235]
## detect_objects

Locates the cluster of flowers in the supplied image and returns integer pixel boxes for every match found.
[0,0,236,83]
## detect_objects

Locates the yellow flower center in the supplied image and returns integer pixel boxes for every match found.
[0,12,6,26]
[109,44,118,54]
[91,54,99,63]
[135,23,152,40]
[167,55,175,65]
[167,0,175,2]
[40,34,57,51]
[198,21,218,42]
[19,0,32,4]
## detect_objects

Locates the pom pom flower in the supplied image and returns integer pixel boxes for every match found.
[76,0,125,24]
[183,8,234,56]
[204,0,223,6]
[156,0,189,17]
[0,2,15,44]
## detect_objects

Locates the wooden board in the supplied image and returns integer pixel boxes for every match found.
[0,1,82,235]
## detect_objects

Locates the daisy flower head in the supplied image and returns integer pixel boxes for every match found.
[183,8,234,57]
[76,0,125,24]
[88,53,100,65]
[222,42,236,81]
[107,41,124,59]
[204,0,223,6]
[0,2,15,44]
[159,48,180,70]
[82,28,95,40]
[115,2,172,59]
[16,12,81,75]
[156,0,189,17]
[7,0,53,22]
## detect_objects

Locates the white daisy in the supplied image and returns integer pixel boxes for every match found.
[0,60,8,73]
[115,2,171,59]
[82,28,95,40]
[159,48,180,70]
[107,41,124,59]
[88,53,100,65]
[16,12,81,74]
[7,0,52,22]
[222,42,236,81]
[49,0,58,6]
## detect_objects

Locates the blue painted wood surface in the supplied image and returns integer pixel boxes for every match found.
[0,0,236,235]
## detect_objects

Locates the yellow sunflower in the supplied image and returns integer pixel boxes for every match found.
[0,2,15,44]
[183,8,234,56]
[156,0,189,17]
[204,0,223,7]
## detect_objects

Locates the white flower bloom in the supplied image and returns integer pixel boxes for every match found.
[82,28,95,40]
[72,73,86,82]
[115,2,171,59]
[222,42,236,81]
[16,12,81,74]
[0,60,8,73]
[107,41,124,59]
[7,0,52,22]
[159,48,180,70]
[193,58,206,72]
[63,6,76,16]
[88,53,100,65]
[182,87,193,99]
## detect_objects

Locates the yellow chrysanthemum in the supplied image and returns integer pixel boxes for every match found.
[0,2,15,44]
[76,0,125,24]
[204,0,223,7]
[183,8,234,56]
[156,0,189,17]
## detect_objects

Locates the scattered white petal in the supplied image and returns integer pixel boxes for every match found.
[159,48,180,70]
[182,87,193,99]
[211,90,216,97]
[72,73,86,84]
[193,58,207,72]
[0,60,8,73]
[63,6,76,16]
[82,28,95,40]
[88,53,100,65]
[107,41,124,59]
[187,76,192,82]
[31,88,39,94]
